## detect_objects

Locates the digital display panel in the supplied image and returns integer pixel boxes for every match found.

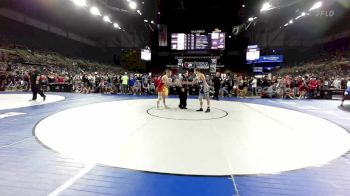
[171,33,225,50]
[246,45,260,64]
[141,49,151,61]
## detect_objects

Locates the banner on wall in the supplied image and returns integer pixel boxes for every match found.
[258,55,284,63]
[247,55,284,64]
[166,65,179,69]
[210,64,216,73]
[158,24,168,47]
[210,59,217,73]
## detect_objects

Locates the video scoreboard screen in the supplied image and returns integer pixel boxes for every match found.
[141,49,151,61]
[246,45,260,64]
[171,33,225,50]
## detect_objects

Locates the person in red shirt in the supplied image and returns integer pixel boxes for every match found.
[57,75,65,84]
[308,77,318,98]
[23,71,30,91]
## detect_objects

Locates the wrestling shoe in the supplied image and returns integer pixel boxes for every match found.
[43,96,46,101]
[205,108,210,113]
[196,108,203,112]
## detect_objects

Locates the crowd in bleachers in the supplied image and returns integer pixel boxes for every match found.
[1,44,350,99]
[0,47,125,93]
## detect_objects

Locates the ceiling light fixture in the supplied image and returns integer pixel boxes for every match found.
[261,2,272,12]
[129,1,137,10]
[309,1,323,11]
[90,7,102,16]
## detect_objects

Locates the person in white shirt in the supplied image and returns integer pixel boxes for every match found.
[333,78,341,89]
[251,77,257,96]
[340,78,350,107]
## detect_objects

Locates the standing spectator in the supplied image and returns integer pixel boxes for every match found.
[82,74,90,94]
[121,72,129,94]
[308,76,318,98]
[115,74,121,93]
[297,77,308,99]
[251,77,257,96]
[129,75,136,95]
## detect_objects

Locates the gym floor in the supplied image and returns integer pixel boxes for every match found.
[1,92,350,196]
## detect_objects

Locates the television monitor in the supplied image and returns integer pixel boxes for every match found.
[211,32,225,49]
[246,45,260,64]
[171,33,225,50]
[141,49,151,61]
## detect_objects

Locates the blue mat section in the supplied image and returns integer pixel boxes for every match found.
[1,92,350,196]
[61,166,235,196]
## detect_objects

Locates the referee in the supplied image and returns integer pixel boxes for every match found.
[178,71,189,109]
[29,66,46,101]
[212,72,222,100]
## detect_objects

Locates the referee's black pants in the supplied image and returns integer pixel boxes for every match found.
[31,84,45,100]
[213,87,220,100]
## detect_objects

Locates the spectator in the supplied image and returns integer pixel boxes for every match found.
[121,72,129,94]
[251,77,257,96]
[133,80,141,95]
[308,77,318,98]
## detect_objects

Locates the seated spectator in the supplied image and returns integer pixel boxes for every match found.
[266,84,277,98]
[221,84,229,97]
[237,78,248,98]
[142,80,151,95]
[133,80,141,95]
[149,81,156,95]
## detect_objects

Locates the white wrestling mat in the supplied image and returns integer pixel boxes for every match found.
[35,99,350,175]
[0,94,65,110]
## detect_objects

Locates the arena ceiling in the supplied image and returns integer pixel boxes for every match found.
[1,0,348,48]
[246,0,350,37]
[158,0,350,36]
[159,0,246,33]
[1,0,157,41]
